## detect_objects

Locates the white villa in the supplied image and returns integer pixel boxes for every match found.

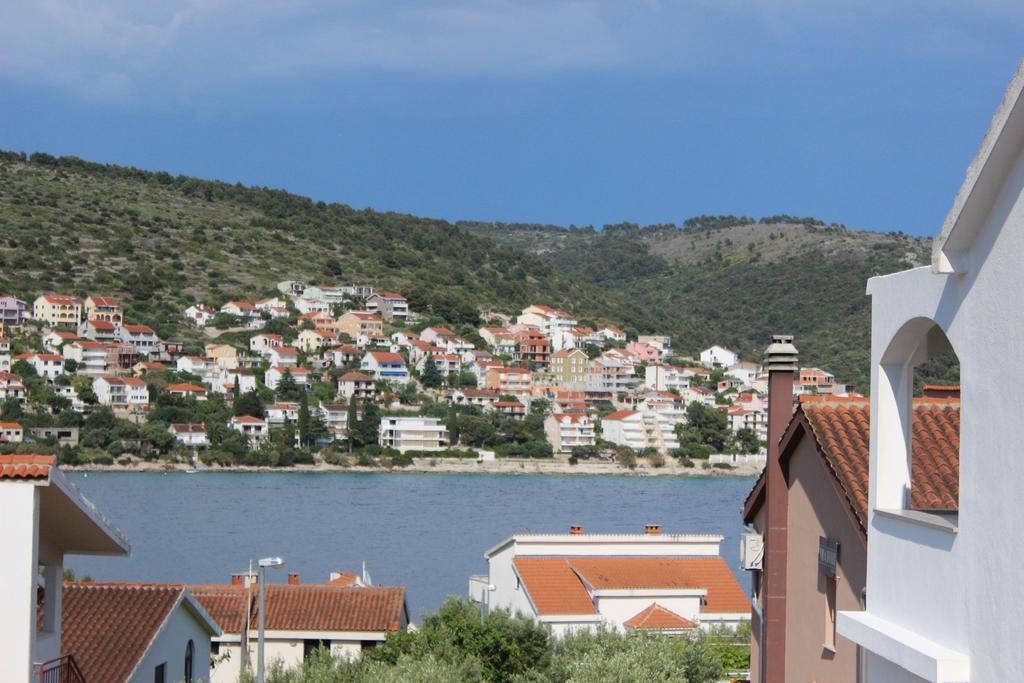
[470,525,749,637]
[378,417,449,453]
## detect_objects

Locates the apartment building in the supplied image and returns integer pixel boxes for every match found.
[544,413,596,454]
[93,376,150,411]
[378,417,449,453]
[366,292,409,321]
[601,410,680,453]
[484,367,532,395]
[0,296,26,326]
[83,295,122,324]
[33,294,80,327]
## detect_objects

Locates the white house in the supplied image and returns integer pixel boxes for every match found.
[93,376,150,411]
[17,353,65,380]
[601,410,680,453]
[699,345,739,368]
[598,325,627,343]
[213,368,257,396]
[0,455,130,681]
[170,423,209,448]
[163,383,209,401]
[63,341,108,376]
[265,402,300,426]
[378,417,449,453]
[267,346,299,368]
[470,526,749,637]
[184,304,216,327]
[294,296,332,315]
[220,301,257,318]
[726,360,761,385]
[78,318,119,343]
[338,372,375,400]
[360,352,409,385]
[265,366,311,391]
[230,415,268,444]
[517,305,578,351]
[191,575,407,683]
[644,364,691,392]
[835,62,1024,683]
[250,333,284,354]
[62,583,220,683]
[0,421,23,443]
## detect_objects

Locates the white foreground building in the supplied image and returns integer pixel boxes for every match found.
[470,526,749,637]
[837,62,1024,682]
[378,417,449,453]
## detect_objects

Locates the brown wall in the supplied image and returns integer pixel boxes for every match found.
[784,436,866,683]
[749,505,766,682]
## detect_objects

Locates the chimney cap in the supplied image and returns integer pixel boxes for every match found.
[569,525,584,535]
[764,334,799,372]
[644,524,663,535]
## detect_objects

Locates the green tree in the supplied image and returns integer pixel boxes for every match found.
[233,389,264,418]
[357,401,381,448]
[297,399,310,447]
[677,402,731,453]
[346,398,359,452]
[420,359,443,389]
[734,427,761,454]
[459,416,494,447]
[446,405,460,446]
[275,370,303,402]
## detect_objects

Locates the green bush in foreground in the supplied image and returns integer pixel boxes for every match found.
[246,598,729,683]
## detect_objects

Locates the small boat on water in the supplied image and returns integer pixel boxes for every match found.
[185,469,198,474]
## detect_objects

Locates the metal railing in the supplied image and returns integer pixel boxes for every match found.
[38,655,86,683]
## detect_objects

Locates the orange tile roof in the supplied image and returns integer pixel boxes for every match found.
[87,296,119,307]
[513,556,748,615]
[232,415,266,424]
[603,410,638,420]
[261,585,405,631]
[369,352,404,363]
[164,383,207,392]
[340,372,373,381]
[0,421,23,429]
[61,583,187,683]
[624,603,696,630]
[41,294,77,305]
[189,586,251,633]
[122,324,155,334]
[327,571,361,586]
[743,398,960,533]
[0,454,52,479]
[87,319,117,330]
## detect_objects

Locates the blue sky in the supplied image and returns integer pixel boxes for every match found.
[1,2,1022,235]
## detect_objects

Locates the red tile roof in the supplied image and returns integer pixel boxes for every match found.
[603,410,638,420]
[0,454,54,479]
[61,583,189,683]
[122,324,155,334]
[171,423,206,433]
[513,556,748,615]
[87,319,117,330]
[87,296,119,307]
[164,383,207,393]
[340,372,373,381]
[191,585,405,633]
[624,603,696,630]
[743,398,960,533]
[327,572,361,587]
[41,294,77,305]
[369,352,404,363]
[232,415,266,424]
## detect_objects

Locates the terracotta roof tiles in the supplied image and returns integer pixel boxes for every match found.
[0,454,54,479]
[61,583,187,683]
[624,603,696,630]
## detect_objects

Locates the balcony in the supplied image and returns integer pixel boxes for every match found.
[37,655,86,683]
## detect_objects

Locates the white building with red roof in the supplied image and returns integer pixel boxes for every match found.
[83,295,122,324]
[184,304,216,327]
[63,340,109,376]
[0,421,23,443]
[471,525,749,637]
[78,318,118,343]
[220,301,257,318]
[230,415,268,444]
[360,351,409,384]
[0,455,130,681]
[601,409,680,453]
[16,352,65,380]
[169,422,209,448]
[118,324,160,355]
[93,376,149,411]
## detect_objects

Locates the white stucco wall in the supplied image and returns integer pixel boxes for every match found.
[209,640,244,683]
[0,484,40,683]
[129,603,213,683]
[847,97,1024,681]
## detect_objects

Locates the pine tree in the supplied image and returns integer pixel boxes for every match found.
[346,398,359,452]
[358,400,381,448]
[421,357,443,388]
[446,405,460,446]
[276,369,301,401]
[297,399,310,448]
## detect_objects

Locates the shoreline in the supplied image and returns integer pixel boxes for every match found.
[64,458,764,477]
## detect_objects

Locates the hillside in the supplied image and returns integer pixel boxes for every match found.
[0,151,935,388]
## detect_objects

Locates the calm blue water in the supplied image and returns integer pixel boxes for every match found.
[66,472,755,619]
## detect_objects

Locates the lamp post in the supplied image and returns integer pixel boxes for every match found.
[257,556,284,683]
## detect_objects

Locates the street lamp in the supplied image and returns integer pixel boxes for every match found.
[257,557,284,683]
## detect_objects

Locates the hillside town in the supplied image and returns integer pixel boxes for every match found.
[0,286,858,473]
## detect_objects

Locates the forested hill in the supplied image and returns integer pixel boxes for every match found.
[0,151,931,388]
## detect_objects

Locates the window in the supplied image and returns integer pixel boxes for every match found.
[304,639,330,660]
[184,640,194,683]
[824,575,837,650]
[154,663,166,683]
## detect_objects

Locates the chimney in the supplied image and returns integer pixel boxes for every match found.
[923,384,960,400]
[762,334,798,683]
[230,574,244,586]
[288,573,300,585]
[569,525,584,535]
[644,524,662,535]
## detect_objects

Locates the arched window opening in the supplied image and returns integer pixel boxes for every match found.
[184,639,194,683]
[879,318,960,518]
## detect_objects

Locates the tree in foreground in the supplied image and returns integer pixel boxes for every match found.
[245,597,726,683]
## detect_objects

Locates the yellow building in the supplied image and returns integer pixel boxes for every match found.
[549,348,590,385]
[32,294,80,327]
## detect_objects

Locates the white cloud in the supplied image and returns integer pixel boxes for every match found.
[0,0,1021,105]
